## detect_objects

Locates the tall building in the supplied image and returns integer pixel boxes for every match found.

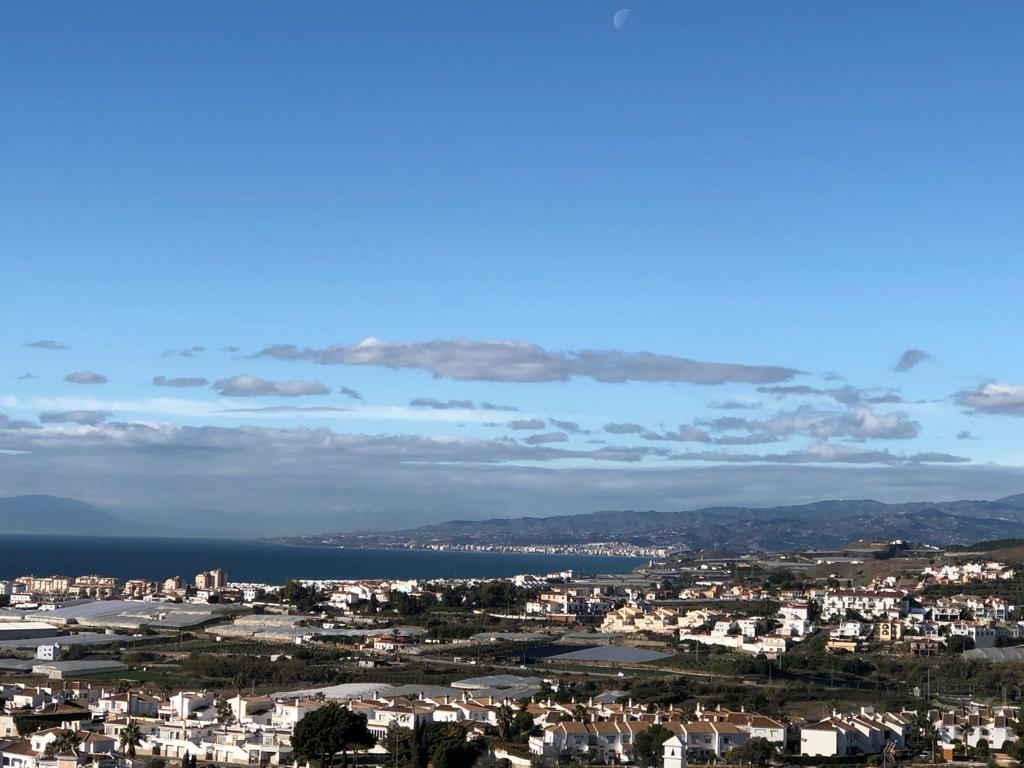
[195,569,228,590]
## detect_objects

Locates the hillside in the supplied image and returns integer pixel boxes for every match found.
[0,495,127,535]
[396,493,1024,551]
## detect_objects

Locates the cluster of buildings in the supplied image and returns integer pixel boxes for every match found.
[1,571,234,608]
[1,578,119,605]
[578,560,1024,658]
[5,677,1012,768]
[922,562,1016,584]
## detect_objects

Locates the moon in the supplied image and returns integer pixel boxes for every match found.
[613,8,630,29]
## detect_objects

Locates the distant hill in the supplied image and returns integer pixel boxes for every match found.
[393,493,1024,552]
[0,495,128,535]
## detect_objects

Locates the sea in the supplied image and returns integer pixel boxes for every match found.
[0,534,640,584]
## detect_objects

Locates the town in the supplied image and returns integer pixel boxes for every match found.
[3,538,1024,767]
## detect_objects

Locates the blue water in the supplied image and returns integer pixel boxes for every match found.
[0,535,639,583]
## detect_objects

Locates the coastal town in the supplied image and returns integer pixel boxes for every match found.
[3,539,1024,767]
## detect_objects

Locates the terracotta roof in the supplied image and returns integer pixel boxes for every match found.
[3,739,38,756]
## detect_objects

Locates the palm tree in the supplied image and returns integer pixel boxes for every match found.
[962,723,975,754]
[120,721,143,759]
[44,730,82,757]
[216,698,236,732]
[496,704,514,740]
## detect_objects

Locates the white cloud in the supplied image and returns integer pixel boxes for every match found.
[212,375,330,397]
[955,382,1024,417]
[258,337,801,385]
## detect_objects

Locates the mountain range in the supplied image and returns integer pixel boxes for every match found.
[6,493,1024,552]
[0,495,128,535]
[380,493,1024,551]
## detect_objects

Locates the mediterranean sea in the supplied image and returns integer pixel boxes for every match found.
[0,534,641,584]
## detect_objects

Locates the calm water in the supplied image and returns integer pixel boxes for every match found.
[0,534,639,584]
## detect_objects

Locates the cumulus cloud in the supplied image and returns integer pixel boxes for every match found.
[64,371,108,385]
[954,383,1024,417]
[221,346,240,353]
[700,405,920,441]
[17,372,37,380]
[153,375,209,388]
[604,422,645,435]
[0,419,650,466]
[709,400,760,410]
[409,398,476,410]
[956,431,979,440]
[668,443,967,465]
[258,337,801,385]
[525,432,569,445]
[25,339,68,350]
[508,418,546,431]
[640,425,713,443]
[607,421,775,445]
[339,386,362,401]
[714,433,780,446]
[549,418,585,434]
[757,385,903,406]
[480,402,519,412]
[0,413,38,430]
[894,348,932,372]
[39,410,112,426]
[212,375,329,397]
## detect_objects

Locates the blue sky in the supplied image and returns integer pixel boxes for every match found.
[2,2,1023,535]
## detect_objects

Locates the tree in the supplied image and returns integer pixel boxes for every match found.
[120,722,143,758]
[634,724,672,768]
[44,730,82,757]
[216,699,236,731]
[432,738,485,768]
[946,635,975,653]
[292,702,375,768]
[496,704,515,740]
[420,723,484,768]
[282,580,320,612]
[383,724,420,768]
[728,737,778,766]
[513,705,537,741]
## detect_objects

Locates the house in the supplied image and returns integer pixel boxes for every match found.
[225,695,275,726]
[932,707,1020,752]
[10,688,51,710]
[663,735,687,768]
[94,692,160,718]
[588,720,645,763]
[801,717,855,756]
[529,722,588,760]
[270,698,324,729]
[825,638,860,654]
[168,691,215,720]
[910,638,942,656]
[821,589,909,621]
[876,621,903,642]
[949,622,1000,649]
[1,738,40,768]
[35,644,61,662]
[696,704,786,745]
[801,709,909,757]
